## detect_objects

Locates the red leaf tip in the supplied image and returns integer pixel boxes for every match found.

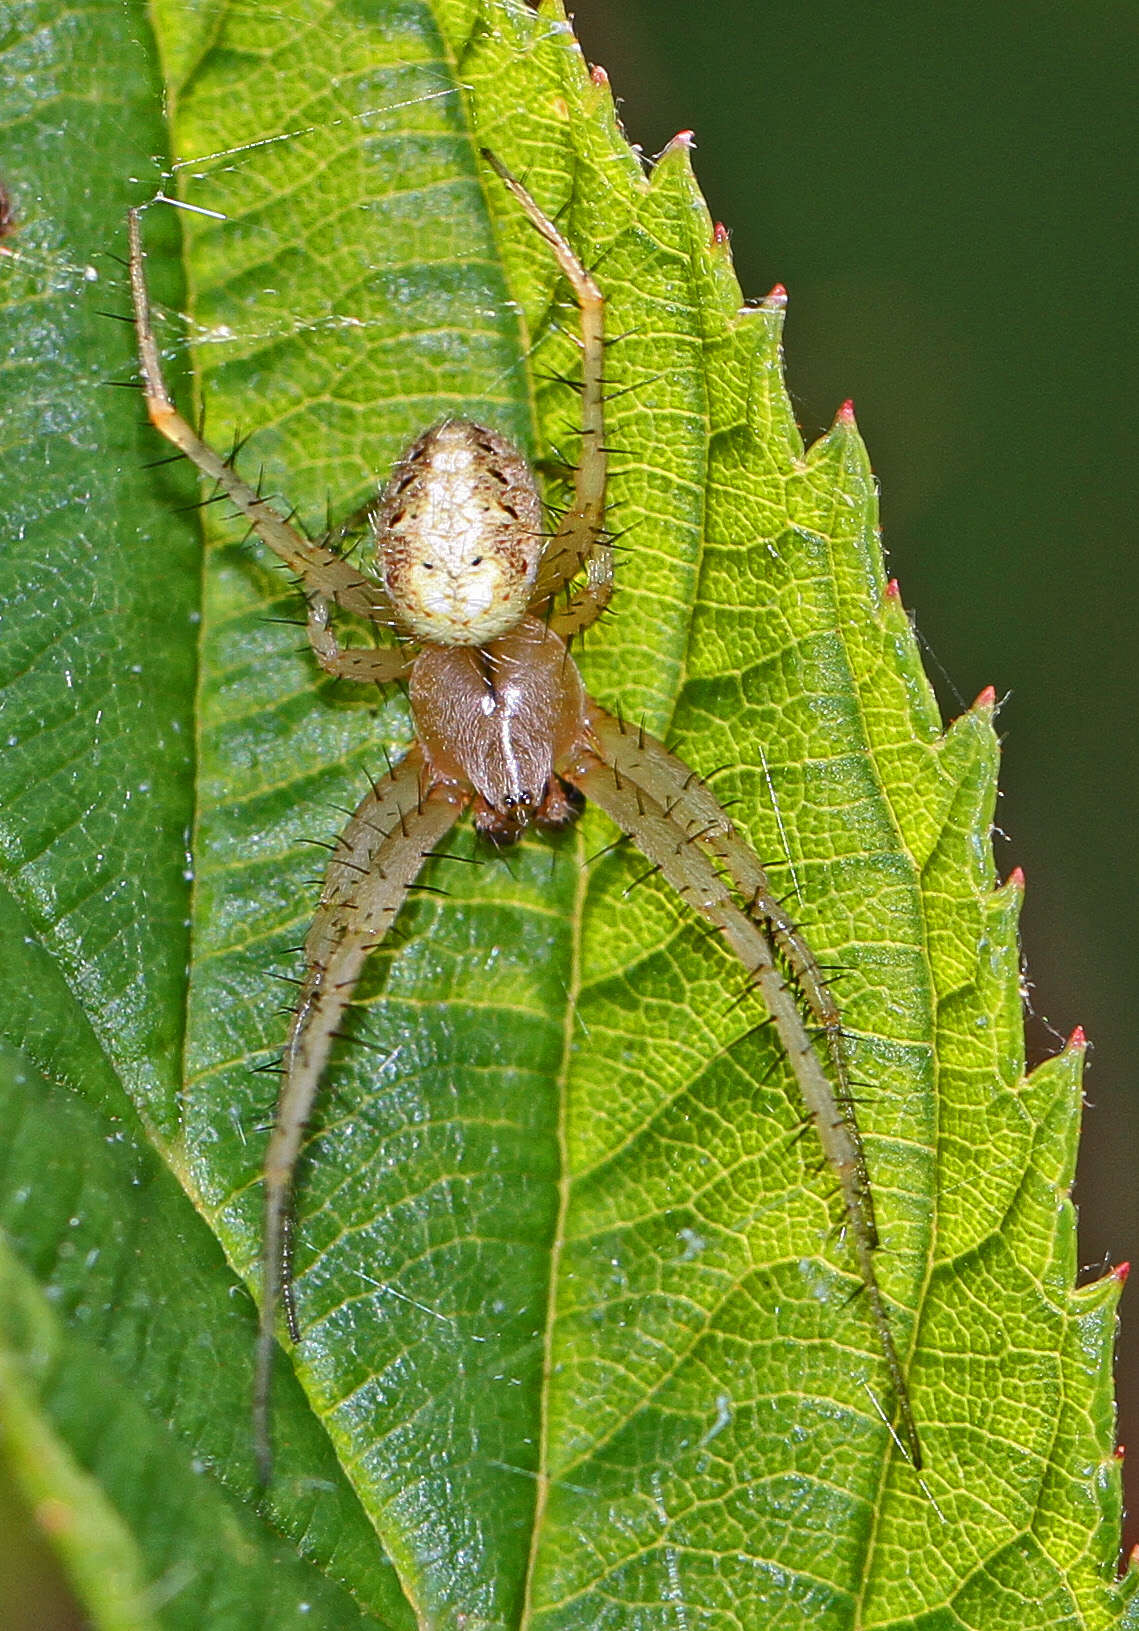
[885,577,901,600]
[713,222,730,246]
[1112,1260,1130,1284]
[836,398,856,425]
[590,64,610,86]
[1007,864,1026,891]
[1067,1024,1087,1051]
[665,130,695,154]
[973,684,997,711]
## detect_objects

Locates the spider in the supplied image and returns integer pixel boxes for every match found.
[127,149,920,1481]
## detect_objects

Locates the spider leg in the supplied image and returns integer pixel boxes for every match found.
[697,824,878,1243]
[481,153,611,636]
[319,494,380,558]
[566,743,921,1470]
[303,497,410,678]
[127,210,398,628]
[585,705,878,1246]
[254,745,466,1480]
[305,592,411,684]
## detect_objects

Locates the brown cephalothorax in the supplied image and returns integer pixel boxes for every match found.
[128,148,921,1482]
[409,612,589,836]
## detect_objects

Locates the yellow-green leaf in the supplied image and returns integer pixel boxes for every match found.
[0,1,1132,1627]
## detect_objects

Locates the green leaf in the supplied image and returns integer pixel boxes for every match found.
[0,0,1132,1626]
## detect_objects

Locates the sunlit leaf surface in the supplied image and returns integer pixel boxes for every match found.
[0,1,1132,1626]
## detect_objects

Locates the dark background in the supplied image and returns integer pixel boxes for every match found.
[570,0,1138,1556]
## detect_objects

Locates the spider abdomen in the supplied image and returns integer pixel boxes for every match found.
[376,419,544,647]
[409,615,589,836]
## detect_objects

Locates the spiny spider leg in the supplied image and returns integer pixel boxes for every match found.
[585,707,878,1247]
[481,151,611,636]
[566,724,921,1470]
[127,209,407,637]
[255,746,466,1481]
[305,592,412,685]
[321,493,383,558]
[699,822,878,1243]
[303,496,412,678]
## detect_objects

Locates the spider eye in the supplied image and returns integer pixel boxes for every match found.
[422,561,435,571]
[471,555,483,566]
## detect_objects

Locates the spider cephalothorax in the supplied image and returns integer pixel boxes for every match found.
[128,149,920,1481]
[408,606,588,837]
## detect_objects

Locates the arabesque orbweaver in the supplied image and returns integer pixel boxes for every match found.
[127,149,920,1480]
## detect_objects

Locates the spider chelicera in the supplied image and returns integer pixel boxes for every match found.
[127,149,920,1480]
